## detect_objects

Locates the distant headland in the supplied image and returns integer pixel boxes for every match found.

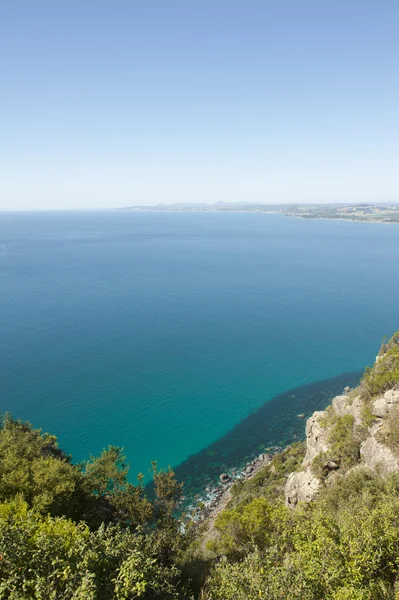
[118,202,399,224]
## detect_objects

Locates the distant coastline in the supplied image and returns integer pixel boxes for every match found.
[118,202,399,225]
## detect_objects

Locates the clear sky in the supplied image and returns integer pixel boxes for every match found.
[1,1,398,210]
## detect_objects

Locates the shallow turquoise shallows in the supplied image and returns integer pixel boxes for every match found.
[1,211,398,493]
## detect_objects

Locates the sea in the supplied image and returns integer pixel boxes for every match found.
[1,210,398,498]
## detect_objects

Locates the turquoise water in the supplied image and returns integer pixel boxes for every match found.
[1,211,398,490]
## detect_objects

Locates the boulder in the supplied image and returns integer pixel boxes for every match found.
[302,412,331,467]
[285,469,321,508]
[219,473,230,484]
[264,453,273,463]
[332,394,363,425]
[372,390,399,418]
[360,436,399,475]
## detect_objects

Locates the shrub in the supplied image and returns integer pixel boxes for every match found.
[312,414,364,477]
[227,442,305,509]
[208,498,291,559]
[361,345,399,398]
[360,403,375,428]
[0,498,184,599]
[377,405,399,454]
[205,483,399,599]
[0,414,82,519]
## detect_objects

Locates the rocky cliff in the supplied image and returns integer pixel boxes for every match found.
[285,333,399,507]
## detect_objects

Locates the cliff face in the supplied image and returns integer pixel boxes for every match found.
[285,334,399,507]
[285,387,399,507]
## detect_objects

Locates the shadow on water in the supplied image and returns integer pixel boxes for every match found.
[155,371,362,500]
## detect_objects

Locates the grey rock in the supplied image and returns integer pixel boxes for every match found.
[372,390,399,418]
[245,465,254,474]
[219,473,230,484]
[332,394,363,425]
[302,411,331,467]
[285,386,399,509]
[285,469,321,508]
[360,436,399,475]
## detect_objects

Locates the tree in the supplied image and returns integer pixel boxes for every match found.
[0,414,82,519]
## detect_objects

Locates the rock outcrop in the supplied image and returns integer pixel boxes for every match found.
[285,469,321,507]
[285,386,399,508]
[302,411,330,467]
[332,394,363,425]
[371,389,399,418]
[360,434,399,475]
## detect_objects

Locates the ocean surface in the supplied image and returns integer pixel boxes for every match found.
[1,211,399,495]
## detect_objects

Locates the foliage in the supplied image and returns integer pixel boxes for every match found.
[205,479,399,599]
[0,414,186,599]
[0,498,183,599]
[312,413,365,477]
[228,442,305,508]
[377,405,399,454]
[378,332,399,357]
[207,498,291,559]
[152,461,184,527]
[361,336,399,398]
[3,332,399,598]
[318,405,336,428]
[0,413,82,519]
[360,403,375,429]
[327,414,363,469]
[83,446,153,529]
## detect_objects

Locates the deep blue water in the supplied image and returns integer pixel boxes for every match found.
[1,211,398,491]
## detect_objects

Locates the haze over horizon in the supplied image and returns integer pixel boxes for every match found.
[1,1,398,211]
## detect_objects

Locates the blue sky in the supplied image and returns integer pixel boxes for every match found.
[1,1,398,210]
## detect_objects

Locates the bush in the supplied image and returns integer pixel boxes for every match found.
[207,498,291,559]
[0,414,82,519]
[205,483,399,599]
[0,498,184,599]
[377,405,399,454]
[312,414,364,477]
[227,443,305,509]
[361,344,399,398]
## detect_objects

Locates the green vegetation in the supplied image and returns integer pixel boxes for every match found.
[3,333,399,598]
[377,406,399,454]
[205,473,399,599]
[312,414,367,478]
[360,403,376,429]
[0,498,181,599]
[361,332,399,398]
[129,203,399,225]
[0,414,187,599]
[228,442,305,508]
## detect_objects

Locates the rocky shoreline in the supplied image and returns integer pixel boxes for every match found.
[186,448,279,524]
[185,389,352,525]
